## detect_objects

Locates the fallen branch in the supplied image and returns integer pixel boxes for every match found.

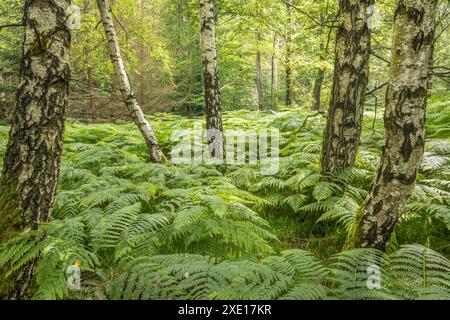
[292,111,325,135]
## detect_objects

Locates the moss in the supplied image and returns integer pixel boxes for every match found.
[343,206,364,251]
[0,175,25,243]
[0,175,25,299]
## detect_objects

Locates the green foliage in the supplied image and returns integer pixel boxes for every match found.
[1,96,449,299]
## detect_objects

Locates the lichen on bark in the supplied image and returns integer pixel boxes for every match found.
[346,0,438,251]
[321,0,373,174]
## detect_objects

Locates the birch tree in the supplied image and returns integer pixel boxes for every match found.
[0,0,71,299]
[321,0,373,174]
[97,0,164,163]
[200,0,224,159]
[346,0,438,251]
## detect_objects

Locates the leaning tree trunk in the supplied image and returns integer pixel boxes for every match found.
[256,49,265,111]
[345,0,438,251]
[200,0,224,159]
[321,0,373,174]
[0,0,71,299]
[97,0,164,163]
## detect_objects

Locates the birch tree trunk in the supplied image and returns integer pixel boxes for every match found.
[97,0,164,163]
[200,0,224,159]
[321,0,373,174]
[345,0,438,251]
[0,0,71,299]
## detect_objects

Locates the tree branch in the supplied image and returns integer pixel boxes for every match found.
[366,81,388,96]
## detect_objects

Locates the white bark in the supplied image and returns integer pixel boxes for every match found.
[346,0,438,250]
[200,0,224,159]
[97,0,164,163]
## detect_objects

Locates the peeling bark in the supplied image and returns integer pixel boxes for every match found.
[200,0,224,158]
[0,0,71,299]
[346,0,438,251]
[321,0,373,174]
[97,0,164,163]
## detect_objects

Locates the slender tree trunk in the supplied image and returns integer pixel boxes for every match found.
[270,35,278,107]
[312,12,327,111]
[97,0,164,163]
[270,34,279,108]
[345,0,438,251]
[311,68,325,111]
[200,0,224,159]
[0,0,71,299]
[138,0,146,108]
[256,49,264,111]
[321,0,373,174]
[285,0,293,106]
[83,0,96,122]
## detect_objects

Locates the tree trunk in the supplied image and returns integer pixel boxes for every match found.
[321,0,373,174]
[83,0,96,122]
[285,0,293,106]
[0,0,71,299]
[138,0,146,108]
[256,49,264,111]
[97,0,164,163]
[200,0,224,159]
[270,34,279,108]
[311,68,325,111]
[345,0,438,251]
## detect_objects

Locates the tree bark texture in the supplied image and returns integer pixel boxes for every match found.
[346,0,438,251]
[321,0,373,174]
[97,0,164,163]
[0,0,71,299]
[200,0,224,158]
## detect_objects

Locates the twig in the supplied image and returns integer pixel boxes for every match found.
[0,22,24,33]
[366,81,388,96]
[371,52,390,65]
[292,112,325,135]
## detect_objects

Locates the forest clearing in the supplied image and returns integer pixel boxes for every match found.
[0,0,449,302]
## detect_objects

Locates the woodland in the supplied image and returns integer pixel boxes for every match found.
[0,0,449,300]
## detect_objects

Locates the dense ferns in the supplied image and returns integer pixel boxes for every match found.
[0,95,448,300]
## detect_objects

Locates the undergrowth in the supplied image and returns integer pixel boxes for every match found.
[0,92,448,299]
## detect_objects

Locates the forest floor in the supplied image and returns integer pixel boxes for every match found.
[0,93,448,299]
